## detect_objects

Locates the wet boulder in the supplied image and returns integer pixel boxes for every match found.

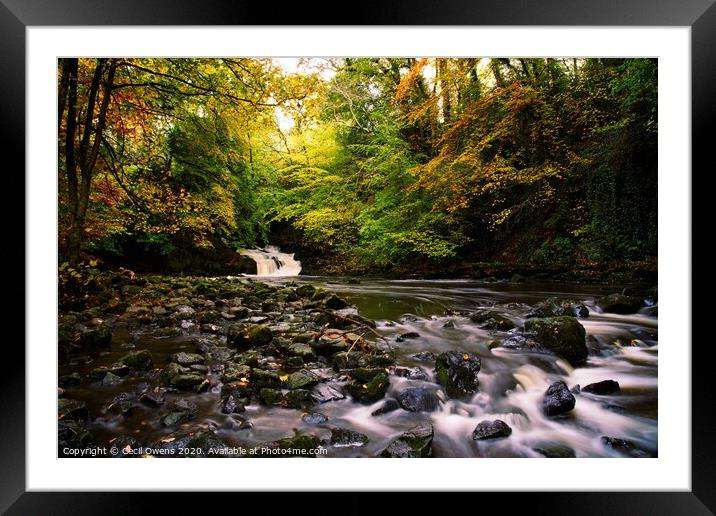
[284,389,314,409]
[311,383,346,404]
[396,332,421,342]
[169,352,205,366]
[345,372,389,403]
[601,436,652,457]
[582,379,620,395]
[435,351,481,398]
[302,412,328,425]
[220,392,246,414]
[76,327,112,352]
[523,316,588,365]
[527,298,589,319]
[169,373,207,391]
[140,390,166,407]
[119,349,154,370]
[101,372,123,387]
[330,428,369,447]
[542,381,576,416]
[472,419,512,440]
[285,369,320,390]
[533,443,576,458]
[324,294,349,310]
[226,323,273,350]
[396,387,441,412]
[412,351,436,362]
[221,365,252,384]
[251,369,282,391]
[311,331,349,355]
[393,367,429,381]
[295,284,317,299]
[161,362,189,384]
[161,399,196,427]
[371,399,400,416]
[597,294,643,314]
[469,310,515,331]
[379,422,434,458]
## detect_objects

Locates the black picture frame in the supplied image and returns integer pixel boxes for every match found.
[4,0,712,513]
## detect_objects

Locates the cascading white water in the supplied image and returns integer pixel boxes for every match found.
[239,246,302,277]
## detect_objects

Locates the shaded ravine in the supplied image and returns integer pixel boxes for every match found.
[59,276,657,458]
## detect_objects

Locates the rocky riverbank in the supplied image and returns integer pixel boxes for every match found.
[58,271,657,458]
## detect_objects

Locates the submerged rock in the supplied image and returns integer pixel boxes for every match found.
[220,393,246,414]
[601,436,652,457]
[379,422,434,458]
[582,380,620,395]
[523,316,588,365]
[472,419,512,440]
[412,351,436,362]
[302,412,328,425]
[330,428,369,447]
[435,351,481,398]
[396,387,441,412]
[396,331,421,342]
[533,443,576,458]
[371,399,400,416]
[542,381,576,416]
[597,294,643,314]
[469,310,515,331]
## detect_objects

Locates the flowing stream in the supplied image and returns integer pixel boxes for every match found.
[60,276,657,458]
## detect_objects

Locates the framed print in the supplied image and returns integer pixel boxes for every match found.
[4,0,713,513]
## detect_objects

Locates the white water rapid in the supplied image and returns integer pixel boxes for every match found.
[239,246,302,277]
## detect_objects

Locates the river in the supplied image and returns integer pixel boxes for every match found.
[60,269,658,458]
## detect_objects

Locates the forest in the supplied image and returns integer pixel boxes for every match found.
[58,57,657,279]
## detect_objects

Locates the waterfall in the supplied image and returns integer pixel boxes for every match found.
[239,246,302,277]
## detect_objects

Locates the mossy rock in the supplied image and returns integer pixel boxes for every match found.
[597,294,643,314]
[226,323,273,350]
[523,316,588,365]
[285,369,320,390]
[345,372,389,403]
[435,351,481,398]
[169,374,207,390]
[295,284,317,298]
[379,422,433,458]
[119,349,154,370]
[469,310,515,331]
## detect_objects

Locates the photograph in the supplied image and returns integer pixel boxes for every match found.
[56,56,659,459]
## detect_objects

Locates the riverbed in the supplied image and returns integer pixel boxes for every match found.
[58,274,657,458]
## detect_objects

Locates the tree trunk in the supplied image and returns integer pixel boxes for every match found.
[62,58,117,265]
